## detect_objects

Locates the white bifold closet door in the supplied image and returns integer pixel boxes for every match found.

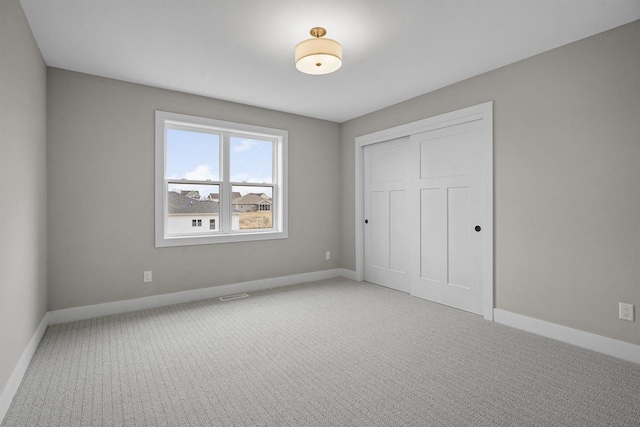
[364,120,485,315]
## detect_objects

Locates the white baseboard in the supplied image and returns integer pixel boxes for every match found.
[494,309,640,364]
[48,268,353,325]
[0,312,49,424]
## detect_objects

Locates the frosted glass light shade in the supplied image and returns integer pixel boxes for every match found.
[295,37,342,75]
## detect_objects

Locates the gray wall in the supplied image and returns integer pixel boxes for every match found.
[341,21,640,345]
[47,69,342,310]
[0,0,48,394]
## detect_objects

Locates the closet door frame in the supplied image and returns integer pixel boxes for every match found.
[354,101,494,320]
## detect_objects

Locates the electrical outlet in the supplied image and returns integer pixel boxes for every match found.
[144,271,152,283]
[326,251,331,260]
[619,302,634,322]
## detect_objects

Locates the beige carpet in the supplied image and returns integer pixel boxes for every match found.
[3,278,639,426]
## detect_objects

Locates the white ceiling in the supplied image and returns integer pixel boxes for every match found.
[20,1,640,123]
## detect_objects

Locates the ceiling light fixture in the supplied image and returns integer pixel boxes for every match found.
[295,27,342,75]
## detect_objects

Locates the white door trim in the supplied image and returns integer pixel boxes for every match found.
[354,101,494,320]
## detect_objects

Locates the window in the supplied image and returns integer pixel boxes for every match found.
[155,111,287,247]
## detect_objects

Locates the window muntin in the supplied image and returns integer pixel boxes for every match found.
[156,111,287,247]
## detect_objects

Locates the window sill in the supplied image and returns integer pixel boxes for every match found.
[155,230,288,248]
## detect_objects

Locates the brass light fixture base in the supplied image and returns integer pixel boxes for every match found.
[309,27,327,38]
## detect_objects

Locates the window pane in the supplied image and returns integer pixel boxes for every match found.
[230,137,273,184]
[231,186,273,230]
[166,129,220,181]
[167,183,220,234]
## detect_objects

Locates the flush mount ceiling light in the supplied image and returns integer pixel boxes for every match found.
[295,27,342,75]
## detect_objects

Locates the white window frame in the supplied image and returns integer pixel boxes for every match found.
[155,111,288,247]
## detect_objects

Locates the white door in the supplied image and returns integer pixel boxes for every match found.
[363,137,410,292]
[408,120,484,315]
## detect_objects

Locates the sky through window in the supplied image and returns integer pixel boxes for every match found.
[166,129,273,197]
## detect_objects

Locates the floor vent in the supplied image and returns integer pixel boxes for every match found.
[219,293,250,302]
